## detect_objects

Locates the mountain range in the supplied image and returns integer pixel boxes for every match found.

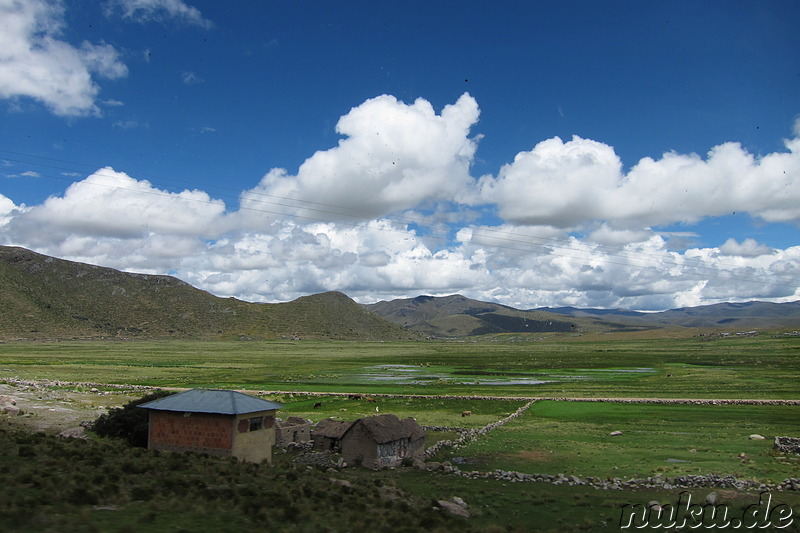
[1,245,798,341]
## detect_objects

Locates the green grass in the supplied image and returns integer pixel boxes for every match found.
[0,334,798,398]
[3,420,798,533]
[1,334,799,531]
[437,401,800,482]
[383,469,800,532]
[0,424,471,533]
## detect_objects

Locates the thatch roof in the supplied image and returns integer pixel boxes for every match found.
[346,414,425,444]
[313,418,354,439]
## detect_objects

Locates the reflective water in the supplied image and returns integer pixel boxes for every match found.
[347,364,655,386]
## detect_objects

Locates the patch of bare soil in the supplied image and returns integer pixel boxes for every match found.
[512,450,553,462]
[0,380,149,434]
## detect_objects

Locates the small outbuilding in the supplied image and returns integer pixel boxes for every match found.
[275,416,312,448]
[311,418,354,452]
[339,413,425,469]
[138,389,282,463]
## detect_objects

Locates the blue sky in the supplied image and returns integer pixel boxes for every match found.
[1,0,799,310]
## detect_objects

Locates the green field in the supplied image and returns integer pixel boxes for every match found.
[1,333,799,531]
[1,332,798,398]
[440,401,800,481]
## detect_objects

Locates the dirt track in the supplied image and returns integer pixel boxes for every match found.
[0,380,147,433]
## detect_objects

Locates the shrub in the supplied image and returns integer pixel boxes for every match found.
[91,390,175,447]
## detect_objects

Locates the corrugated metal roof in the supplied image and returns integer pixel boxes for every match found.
[138,389,283,415]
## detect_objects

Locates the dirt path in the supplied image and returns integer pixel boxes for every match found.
[0,379,148,433]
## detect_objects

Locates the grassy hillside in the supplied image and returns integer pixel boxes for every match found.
[0,246,414,341]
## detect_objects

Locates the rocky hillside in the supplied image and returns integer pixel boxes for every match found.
[0,246,415,341]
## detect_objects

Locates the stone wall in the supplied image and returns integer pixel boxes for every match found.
[774,436,800,455]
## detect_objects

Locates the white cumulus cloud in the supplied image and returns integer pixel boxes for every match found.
[477,133,800,229]
[244,93,480,222]
[1,93,799,310]
[719,238,774,257]
[0,0,128,116]
[7,167,226,251]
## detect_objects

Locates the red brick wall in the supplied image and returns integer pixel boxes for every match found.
[149,411,234,455]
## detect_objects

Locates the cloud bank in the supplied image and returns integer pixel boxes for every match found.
[1,93,799,310]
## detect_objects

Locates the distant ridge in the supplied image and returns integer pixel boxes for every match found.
[2,245,797,341]
[535,301,800,329]
[0,246,415,341]
[363,294,645,337]
[366,295,800,337]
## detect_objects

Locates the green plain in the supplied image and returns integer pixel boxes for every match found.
[2,333,799,531]
[1,333,798,398]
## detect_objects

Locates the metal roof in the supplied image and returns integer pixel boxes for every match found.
[138,389,283,415]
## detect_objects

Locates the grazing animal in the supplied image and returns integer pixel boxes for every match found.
[364,396,376,403]
[461,410,472,417]
[313,401,322,409]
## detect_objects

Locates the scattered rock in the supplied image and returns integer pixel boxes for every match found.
[705,492,718,505]
[450,496,467,508]
[2,405,21,416]
[435,500,470,518]
[0,395,17,406]
[57,427,87,439]
[328,478,353,489]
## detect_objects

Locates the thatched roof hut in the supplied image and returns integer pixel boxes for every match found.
[339,414,425,469]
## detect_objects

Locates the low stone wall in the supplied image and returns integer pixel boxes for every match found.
[432,464,800,492]
[425,400,536,458]
[775,436,800,455]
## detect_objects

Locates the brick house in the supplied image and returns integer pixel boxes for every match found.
[339,414,425,469]
[138,389,282,463]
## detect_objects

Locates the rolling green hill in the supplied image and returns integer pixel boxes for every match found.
[0,246,415,341]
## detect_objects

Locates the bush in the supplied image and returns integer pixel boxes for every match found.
[91,390,175,447]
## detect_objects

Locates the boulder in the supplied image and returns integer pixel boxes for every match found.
[450,496,467,508]
[2,405,20,416]
[58,427,87,439]
[435,500,470,518]
[609,430,623,436]
[0,395,17,406]
[749,434,766,440]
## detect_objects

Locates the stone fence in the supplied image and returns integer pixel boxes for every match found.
[775,436,800,455]
[425,400,536,458]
